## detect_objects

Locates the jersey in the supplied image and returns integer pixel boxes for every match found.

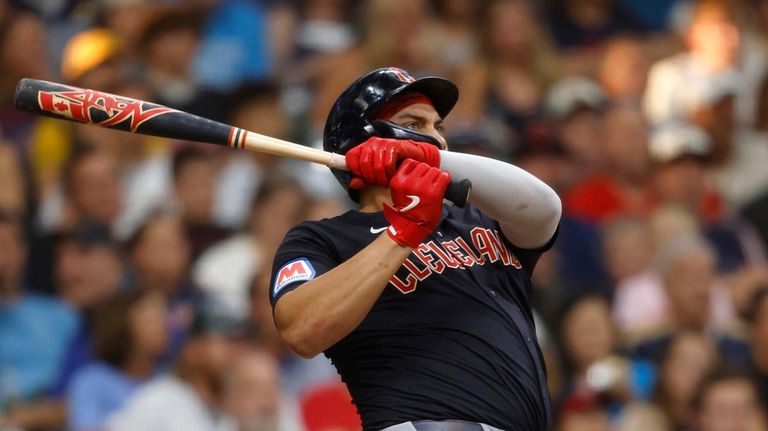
[270,204,555,431]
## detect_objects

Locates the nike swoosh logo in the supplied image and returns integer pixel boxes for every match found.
[400,195,420,212]
[370,226,388,234]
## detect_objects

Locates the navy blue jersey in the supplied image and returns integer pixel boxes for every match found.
[270,204,555,431]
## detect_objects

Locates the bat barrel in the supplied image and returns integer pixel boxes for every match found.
[14,78,235,147]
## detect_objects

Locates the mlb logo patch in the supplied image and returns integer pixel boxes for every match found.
[273,258,316,297]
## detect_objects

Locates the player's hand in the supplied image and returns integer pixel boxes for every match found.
[383,159,450,248]
[346,137,440,190]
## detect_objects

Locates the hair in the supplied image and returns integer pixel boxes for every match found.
[250,172,306,211]
[171,146,211,181]
[690,366,758,412]
[137,6,205,55]
[481,0,560,85]
[742,286,768,324]
[554,292,613,379]
[90,290,147,369]
[61,143,107,196]
[227,81,283,121]
[123,211,181,255]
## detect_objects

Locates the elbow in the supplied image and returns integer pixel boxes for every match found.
[537,183,562,233]
[547,190,563,226]
[276,320,325,359]
[280,329,323,359]
[285,340,322,359]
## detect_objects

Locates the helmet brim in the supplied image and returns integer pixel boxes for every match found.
[394,77,459,119]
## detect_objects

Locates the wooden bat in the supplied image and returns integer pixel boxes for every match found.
[14,78,470,207]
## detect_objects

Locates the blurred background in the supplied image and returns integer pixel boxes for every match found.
[1,0,768,430]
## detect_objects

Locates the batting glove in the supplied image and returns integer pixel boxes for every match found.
[346,137,441,190]
[383,159,451,248]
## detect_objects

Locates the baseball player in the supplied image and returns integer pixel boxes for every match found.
[270,68,561,431]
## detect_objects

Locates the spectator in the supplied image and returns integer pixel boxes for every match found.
[171,147,231,260]
[222,348,303,431]
[458,0,559,149]
[605,217,667,337]
[649,122,724,225]
[0,223,126,431]
[137,7,210,116]
[0,211,79,421]
[213,82,290,229]
[49,146,122,234]
[633,235,748,368]
[428,0,483,77]
[598,36,650,104]
[107,299,244,431]
[691,367,766,431]
[546,0,647,51]
[650,122,768,274]
[194,174,309,318]
[556,294,654,407]
[310,0,438,130]
[563,104,654,224]
[0,9,49,136]
[46,223,125,397]
[544,76,607,188]
[643,0,764,131]
[127,214,199,361]
[651,331,720,431]
[96,0,158,64]
[67,290,168,431]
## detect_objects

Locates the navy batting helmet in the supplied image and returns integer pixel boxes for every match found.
[323,67,459,201]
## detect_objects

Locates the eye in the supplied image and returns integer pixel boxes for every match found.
[435,124,445,133]
[403,122,418,130]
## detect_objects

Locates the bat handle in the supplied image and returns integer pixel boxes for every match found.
[444,178,472,208]
[328,154,472,208]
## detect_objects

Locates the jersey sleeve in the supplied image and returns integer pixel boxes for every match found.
[269,223,341,307]
[472,205,559,277]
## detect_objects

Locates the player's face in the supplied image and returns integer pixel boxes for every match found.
[387,103,448,150]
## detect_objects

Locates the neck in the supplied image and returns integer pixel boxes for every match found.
[752,340,768,371]
[568,3,610,27]
[122,353,156,378]
[0,284,21,303]
[358,186,391,212]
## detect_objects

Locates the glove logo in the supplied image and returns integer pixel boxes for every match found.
[400,195,421,213]
[273,258,316,297]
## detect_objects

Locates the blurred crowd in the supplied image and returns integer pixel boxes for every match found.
[1,0,768,430]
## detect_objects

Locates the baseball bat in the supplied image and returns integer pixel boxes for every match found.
[13,78,471,207]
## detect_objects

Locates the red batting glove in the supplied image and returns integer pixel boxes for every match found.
[345,137,441,190]
[383,159,451,248]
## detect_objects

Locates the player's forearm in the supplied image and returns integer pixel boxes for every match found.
[274,233,412,358]
[440,151,561,248]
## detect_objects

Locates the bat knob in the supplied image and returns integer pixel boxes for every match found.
[445,178,472,208]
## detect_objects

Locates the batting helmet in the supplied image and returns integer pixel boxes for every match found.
[323,67,459,201]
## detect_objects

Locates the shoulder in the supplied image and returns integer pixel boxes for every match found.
[22,293,79,328]
[277,211,365,251]
[648,53,692,78]
[125,376,191,407]
[70,362,120,394]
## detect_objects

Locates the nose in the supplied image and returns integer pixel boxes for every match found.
[424,125,448,150]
